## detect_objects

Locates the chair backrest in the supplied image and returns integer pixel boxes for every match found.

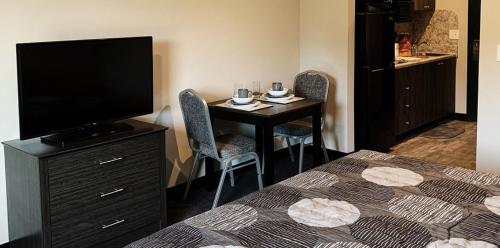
[178,89,218,159]
[294,70,330,119]
[294,70,330,102]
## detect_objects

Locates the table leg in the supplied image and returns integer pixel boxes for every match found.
[204,157,217,191]
[255,125,263,165]
[312,106,323,166]
[263,125,275,186]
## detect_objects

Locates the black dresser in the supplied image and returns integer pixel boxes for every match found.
[2,120,167,248]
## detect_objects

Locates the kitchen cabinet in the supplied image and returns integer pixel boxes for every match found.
[414,0,435,11]
[395,57,456,135]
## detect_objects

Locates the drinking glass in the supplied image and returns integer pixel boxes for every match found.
[252,81,261,96]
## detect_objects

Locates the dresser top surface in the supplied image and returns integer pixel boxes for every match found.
[2,119,167,158]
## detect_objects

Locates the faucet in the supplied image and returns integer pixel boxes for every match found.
[412,41,430,56]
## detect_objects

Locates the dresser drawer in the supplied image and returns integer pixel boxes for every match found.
[48,147,161,198]
[50,197,160,248]
[46,133,161,180]
[49,158,160,221]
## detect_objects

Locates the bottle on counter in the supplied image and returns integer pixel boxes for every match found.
[398,33,412,57]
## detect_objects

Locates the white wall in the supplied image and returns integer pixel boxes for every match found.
[299,0,356,152]
[436,0,468,114]
[476,0,500,173]
[0,0,300,244]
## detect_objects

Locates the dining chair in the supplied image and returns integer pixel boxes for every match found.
[273,70,330,173]
[179,89,263,209]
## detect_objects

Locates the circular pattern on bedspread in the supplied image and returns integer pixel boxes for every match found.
[361,167,424,187]
[128,224,203,248]
[287,198,360,228]
[452,213,500,246]
[314,242,370,248]
[328,180,394,204]
[443,167,500,185]
[426,238,498,248]
[184,204,257,231]
[317,157,369,175]
[238,220,318,248]
[349,216,432,247]
[279,171,339,189]
[236,185,302,209]
[485,196,500,216]
[388,195,464,224]
[418,179,488,204]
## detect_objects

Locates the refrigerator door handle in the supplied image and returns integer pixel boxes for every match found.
[371,68,385,72]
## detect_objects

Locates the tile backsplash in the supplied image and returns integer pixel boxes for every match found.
[395,10,459,55]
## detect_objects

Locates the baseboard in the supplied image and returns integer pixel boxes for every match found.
[450,113,469,121]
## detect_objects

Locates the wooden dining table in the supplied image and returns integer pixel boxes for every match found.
[206,98,325,186]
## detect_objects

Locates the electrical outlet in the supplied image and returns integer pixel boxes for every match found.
[449,30,460,40]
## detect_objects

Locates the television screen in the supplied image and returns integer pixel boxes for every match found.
[16,37,153,140]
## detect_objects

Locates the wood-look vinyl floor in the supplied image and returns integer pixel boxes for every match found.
[390,120,477,170]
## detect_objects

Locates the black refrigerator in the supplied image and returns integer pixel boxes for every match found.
[355,10,396,152]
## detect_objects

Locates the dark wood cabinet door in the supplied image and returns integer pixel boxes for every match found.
[395,57,456,136]
[414,0,435,11]
[395,68,411,135]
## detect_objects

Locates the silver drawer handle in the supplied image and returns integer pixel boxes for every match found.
[405,104,410,108]
[405,121,410,125]
[405,86,410,90]
[437,62,444,65]
[101,219,126,229]
[424,5,431,9]
[98,157,123,165]
[100,188,125,198]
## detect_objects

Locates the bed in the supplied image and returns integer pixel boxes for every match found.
[126,150,500,248]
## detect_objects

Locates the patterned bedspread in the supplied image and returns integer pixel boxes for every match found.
[126,150,500,248]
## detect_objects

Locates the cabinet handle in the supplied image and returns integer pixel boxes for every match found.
[405,121,410,125]
[405,86,411,90]
[101,219,126,229]
[100,188,125,198]
[424,5,431,9]
[405,104,410,108]
[98,157,124,165]
[437,62,444,66]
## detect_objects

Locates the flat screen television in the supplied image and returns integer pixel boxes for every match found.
[16,36,153,142]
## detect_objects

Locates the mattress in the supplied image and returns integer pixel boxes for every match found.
[126,150,500,248]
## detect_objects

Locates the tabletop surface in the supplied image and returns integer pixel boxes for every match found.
[208,98,322,117]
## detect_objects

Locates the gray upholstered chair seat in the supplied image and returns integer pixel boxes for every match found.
[200,134,255,159]
[274,123,312,137]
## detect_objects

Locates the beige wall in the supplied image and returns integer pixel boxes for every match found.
[299,0,356,152]
[436,0,468,114]
[0,0,300,243]
[476,0,500,173]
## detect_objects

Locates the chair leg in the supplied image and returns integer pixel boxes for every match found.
[298,138,305,173]
[322,137,330,162]
[285,137,295,162]
[229,170,235,187]
[183,152,201,200]
[252,153,264,190]
[212,161,229,209]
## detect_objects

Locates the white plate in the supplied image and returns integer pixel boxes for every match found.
[232,96,254,104]
[226,100,260,108]
[268,88,289,97]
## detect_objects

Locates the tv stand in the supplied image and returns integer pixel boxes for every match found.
[2,119,167,248]
[40,121,135,147]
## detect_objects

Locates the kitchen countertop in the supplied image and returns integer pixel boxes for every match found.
[395,54,457,69]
